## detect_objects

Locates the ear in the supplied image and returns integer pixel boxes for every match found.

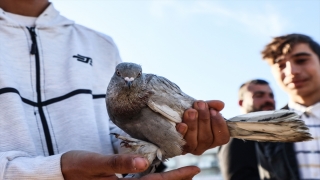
[238,100,243,107]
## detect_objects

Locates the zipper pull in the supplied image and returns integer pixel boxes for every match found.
[27,27,37,55]
[30,43,37,55]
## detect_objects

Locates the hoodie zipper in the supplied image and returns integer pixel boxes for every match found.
[27,27,54,156]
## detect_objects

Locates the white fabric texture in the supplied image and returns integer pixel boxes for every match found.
[3,12,37,27]
[0,3,122,179]
[289,101,320,179]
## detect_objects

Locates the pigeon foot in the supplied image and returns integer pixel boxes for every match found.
[111,133,163,164]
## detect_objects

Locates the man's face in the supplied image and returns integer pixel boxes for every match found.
[270,43,320,99]
[241,84,275,113]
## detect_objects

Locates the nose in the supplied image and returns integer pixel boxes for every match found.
[263,95,275,107]
[266,97,275,105]
[284,61,300,76]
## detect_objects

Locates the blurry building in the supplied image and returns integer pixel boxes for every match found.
[165,148,222,180]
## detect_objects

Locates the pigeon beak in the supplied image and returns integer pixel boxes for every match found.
[124,77,134,89]
[127,81,132,89]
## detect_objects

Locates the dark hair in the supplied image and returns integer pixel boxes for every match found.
[238,79,269,100]
[261,33,320,63]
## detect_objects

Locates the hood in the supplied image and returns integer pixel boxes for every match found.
[0,3,74,28]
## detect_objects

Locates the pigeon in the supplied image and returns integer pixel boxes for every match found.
[105,62,312,176]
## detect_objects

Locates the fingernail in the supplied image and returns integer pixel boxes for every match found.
[133,157,148,171]
[210,108,217,116]
[188,111,196,119]
[197,102,205,109]
[179,125,187,134]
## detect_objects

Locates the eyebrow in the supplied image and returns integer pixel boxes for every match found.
[253,91,274,96]
[253,91,267,95]
[274,57,284,63]
[291,52,311,58]
[274,52,311,63]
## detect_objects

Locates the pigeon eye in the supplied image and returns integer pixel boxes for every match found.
[137,72,142,78]
[116,70,121,76]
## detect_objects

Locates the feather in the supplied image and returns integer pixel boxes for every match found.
[226,110,312,142]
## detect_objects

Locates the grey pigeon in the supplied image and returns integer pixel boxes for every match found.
[106,62,312,176]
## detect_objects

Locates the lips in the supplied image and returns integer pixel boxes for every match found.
[261,106,275,110]
[287,79,307,88]
[260,103,275,110]
[263,105,274,109]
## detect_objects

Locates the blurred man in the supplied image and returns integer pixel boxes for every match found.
[257,33,320,180]
[218,79,275,180]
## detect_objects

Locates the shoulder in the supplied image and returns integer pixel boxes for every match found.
[281,104,289,110]
[72,23,119,49]
[70,23,122,65]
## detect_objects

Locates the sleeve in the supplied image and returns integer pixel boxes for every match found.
[218,138,260,180]
[1,151,64,180]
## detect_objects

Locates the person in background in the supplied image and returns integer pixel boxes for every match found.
[256,33,320,180]
[0,0,230,179]
[218,79,275,180]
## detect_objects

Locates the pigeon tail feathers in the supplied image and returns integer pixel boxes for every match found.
[226,110,313,142]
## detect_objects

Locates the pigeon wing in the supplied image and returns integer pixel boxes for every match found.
[145,74,195,124]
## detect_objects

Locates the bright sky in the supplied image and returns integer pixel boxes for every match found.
[51,0,320,119]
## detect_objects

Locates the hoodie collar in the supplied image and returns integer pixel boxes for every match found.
[0,3,74,28]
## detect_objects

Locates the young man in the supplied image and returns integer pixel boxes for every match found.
[218,79,275,180]
[258,33,320,179]
[0,0,230,179]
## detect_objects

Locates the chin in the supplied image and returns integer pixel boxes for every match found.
[288,87,311,97]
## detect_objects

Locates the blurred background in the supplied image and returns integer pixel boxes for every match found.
[50,0,320,179]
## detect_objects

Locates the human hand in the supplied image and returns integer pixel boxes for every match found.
[61,150,200,180]
[176,100,230,155]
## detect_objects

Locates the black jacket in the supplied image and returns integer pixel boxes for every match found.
[218,138,260,180]
[255,142,300,180]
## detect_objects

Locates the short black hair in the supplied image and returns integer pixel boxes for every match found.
[238,79,269,100]
[261,33,320,64]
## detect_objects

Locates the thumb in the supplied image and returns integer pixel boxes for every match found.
[206,100,225,111]
[103,154,150,174]
[61,150,149,177]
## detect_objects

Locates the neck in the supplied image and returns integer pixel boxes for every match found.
[290,92,320,107]
[0,0,49,17]
[240,109,247,114]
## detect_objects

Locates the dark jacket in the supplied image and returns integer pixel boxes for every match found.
[218,138,260,180]
[255,142,300,180]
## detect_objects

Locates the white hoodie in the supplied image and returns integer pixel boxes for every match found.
[0,3,122,179]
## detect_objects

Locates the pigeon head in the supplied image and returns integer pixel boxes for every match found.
[114,62,143,89]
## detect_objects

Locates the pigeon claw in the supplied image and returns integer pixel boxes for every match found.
[120,140,137,148]
[110,133,120,138]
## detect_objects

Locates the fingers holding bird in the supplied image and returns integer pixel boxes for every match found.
[177,100,230,155]
[181,108,198,154]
